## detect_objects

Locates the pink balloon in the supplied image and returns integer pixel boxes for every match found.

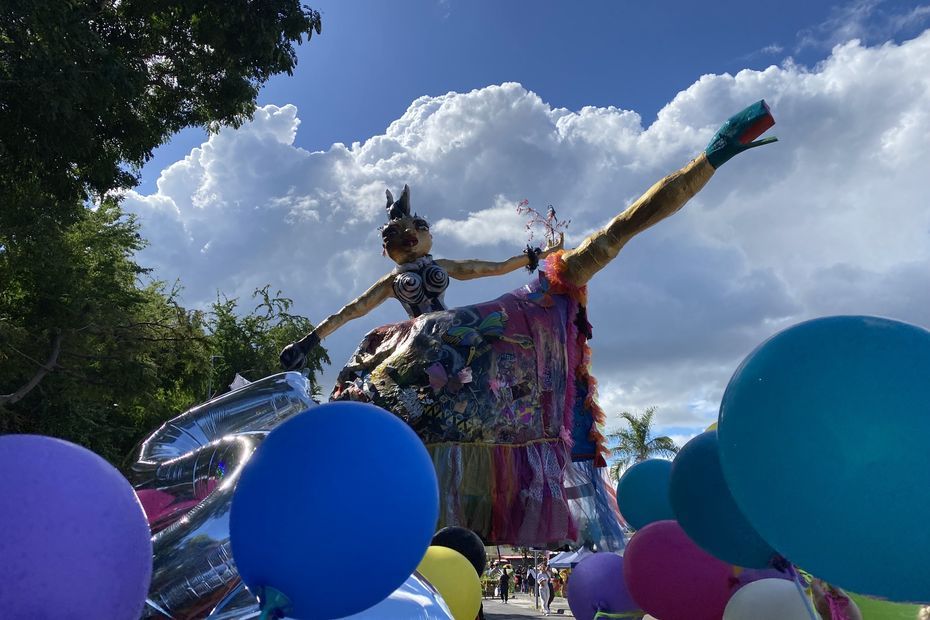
[623,520,733,620]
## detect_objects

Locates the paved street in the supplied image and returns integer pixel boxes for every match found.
[482,592,573,619]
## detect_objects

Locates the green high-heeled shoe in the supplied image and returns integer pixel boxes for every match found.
[705,100,778,169]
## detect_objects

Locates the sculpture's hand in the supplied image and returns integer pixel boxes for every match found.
[279,331,321,371]
[704,100,778,169]
[539,232,564,259]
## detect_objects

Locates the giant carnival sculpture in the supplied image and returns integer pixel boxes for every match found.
[279,99,777,548]
[132,100,777,617]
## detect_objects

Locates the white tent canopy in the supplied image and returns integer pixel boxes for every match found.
[547,547,594,568]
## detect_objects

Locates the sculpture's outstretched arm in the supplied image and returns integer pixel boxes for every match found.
[438,234,564,280]
[560,100,777,287]
[280,274,393,370]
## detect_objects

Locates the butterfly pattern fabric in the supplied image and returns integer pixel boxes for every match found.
[331,256,623,548]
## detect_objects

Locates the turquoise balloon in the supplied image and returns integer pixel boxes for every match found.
[670,431,777,568]
[616,459,675,530]
[718,316,930,602]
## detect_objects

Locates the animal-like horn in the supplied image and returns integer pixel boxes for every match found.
[397,184,411,213]
[386,185,411,220]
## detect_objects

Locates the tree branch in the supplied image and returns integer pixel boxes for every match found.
[0,331,63,406]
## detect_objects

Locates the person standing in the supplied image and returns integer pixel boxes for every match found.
[499,566,511,604]
[537,565,552,616]
[547,569,558,609]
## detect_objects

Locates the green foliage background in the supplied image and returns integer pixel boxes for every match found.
[0,0,325,466]
[0,201,329,465]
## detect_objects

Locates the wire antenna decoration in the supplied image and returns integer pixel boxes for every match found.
[516,199,570,272]
[516,199,570,248]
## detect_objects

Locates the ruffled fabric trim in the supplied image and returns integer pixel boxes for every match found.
[543,250,609,467]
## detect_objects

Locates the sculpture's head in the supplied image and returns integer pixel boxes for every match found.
[381,184,432,264]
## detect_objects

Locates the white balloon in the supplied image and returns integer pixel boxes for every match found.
[724,578,817,620]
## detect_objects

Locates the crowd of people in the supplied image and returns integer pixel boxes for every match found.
[484,561,569,616]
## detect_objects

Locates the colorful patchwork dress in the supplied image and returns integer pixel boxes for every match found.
[331,251,625,549]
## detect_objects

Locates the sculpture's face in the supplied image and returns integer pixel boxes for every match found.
[382,215,432,264]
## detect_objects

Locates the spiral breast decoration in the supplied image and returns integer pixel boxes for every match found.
[422,263,449,296]
[394,270,427,305]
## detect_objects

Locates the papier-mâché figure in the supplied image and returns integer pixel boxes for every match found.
[280,100,777,548]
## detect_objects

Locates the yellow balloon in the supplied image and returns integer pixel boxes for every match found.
[417,546,482,620]
[706,422,718,432]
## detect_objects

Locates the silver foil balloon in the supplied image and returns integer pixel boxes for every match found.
[338,571,454,620]
[128,372,316,619]
[131,373,314,482]
[206,572,455,620]
[142,433,263,618]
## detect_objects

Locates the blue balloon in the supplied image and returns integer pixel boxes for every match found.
[616,459,675,530]
[718,316,930,602]
[230,402,439,619]
[669,431,777,568]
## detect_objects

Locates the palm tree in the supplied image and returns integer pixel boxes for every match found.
[606,407,679,482]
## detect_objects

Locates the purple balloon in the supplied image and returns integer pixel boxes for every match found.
[730,566,792,594]
[566,552,639,620]
[624,520,732,620]
[0,435,153,619]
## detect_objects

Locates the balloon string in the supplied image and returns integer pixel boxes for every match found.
[786,565,819,620]
[257,586,292,620]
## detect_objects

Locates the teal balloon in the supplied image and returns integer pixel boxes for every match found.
[669,431,777,568]
[616,459,674,530]
[230,402,439,619]
[718,316,930,602]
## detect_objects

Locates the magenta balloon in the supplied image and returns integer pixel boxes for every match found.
[0,435,153,619]
[566,553,639,620]
[623,520,732,620]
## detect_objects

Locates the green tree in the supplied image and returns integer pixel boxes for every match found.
[0,200,212,462]
[0,0,324,464]
[0,201,326,464]
[1,0,321,229]
[208,286,329,398]
[606,407,679,482]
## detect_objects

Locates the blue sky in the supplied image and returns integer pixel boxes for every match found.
[128,0,930,449]
[139,0,929,192]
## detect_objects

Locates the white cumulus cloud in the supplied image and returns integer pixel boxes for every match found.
[124,30,930,444]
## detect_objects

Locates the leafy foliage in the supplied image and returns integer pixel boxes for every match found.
[0,0,325,465]
[1,201,206,461]
[0,0,321,228]
[0,203,324,465]
[208,286,329,398]
[606,407,679,482]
